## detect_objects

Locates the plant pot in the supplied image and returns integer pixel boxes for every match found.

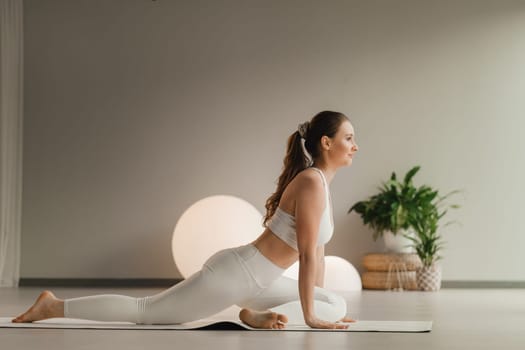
[383,230,415,253]
[416,264,442,291]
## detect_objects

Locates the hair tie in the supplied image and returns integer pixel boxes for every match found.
[297,122,310,139]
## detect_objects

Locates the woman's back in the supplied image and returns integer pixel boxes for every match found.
[268,167,333,251]
[253,167,332,268]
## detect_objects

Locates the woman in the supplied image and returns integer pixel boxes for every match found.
[13,110,359,329]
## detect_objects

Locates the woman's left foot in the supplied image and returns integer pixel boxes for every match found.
[12,290,64,323]
[239,308,288,329]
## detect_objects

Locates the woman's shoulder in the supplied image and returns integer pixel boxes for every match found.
[293,168,324,191]
[280,168,325,214]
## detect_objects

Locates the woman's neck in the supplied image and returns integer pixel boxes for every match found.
[311,162,336,184]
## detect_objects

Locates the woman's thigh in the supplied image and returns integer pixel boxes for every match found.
[141,247,260,324]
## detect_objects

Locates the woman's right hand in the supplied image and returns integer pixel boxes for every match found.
[305,316,350,329]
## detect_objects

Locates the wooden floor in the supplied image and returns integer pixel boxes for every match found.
[1,287,524,349]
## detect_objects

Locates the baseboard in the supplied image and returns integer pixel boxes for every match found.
[18,278,183,288]
[441,280,525,289]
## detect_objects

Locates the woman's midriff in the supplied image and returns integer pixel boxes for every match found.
[252,228,299,269]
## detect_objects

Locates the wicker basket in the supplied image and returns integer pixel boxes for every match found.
[363,253,422,272]
[362,271,418,290]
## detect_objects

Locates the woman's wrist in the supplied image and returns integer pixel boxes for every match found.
[303,313,316,324]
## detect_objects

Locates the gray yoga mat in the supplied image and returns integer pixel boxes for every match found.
[0,317,432,332]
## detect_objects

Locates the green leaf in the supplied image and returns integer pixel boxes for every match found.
[403,166,420,185]
[390,172,397,181]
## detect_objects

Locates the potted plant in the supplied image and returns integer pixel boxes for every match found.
[405,186,461,291]
[348,166,433,253]
[348,165,462,290]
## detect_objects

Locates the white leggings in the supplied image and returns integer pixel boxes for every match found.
[64,244,347,325]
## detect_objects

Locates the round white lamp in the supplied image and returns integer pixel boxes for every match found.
[172,195,263,278]
[283,255,362,291]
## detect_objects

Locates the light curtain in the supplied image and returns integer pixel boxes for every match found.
[0,0,23,287]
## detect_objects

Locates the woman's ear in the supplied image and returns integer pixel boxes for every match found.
[321,136,331,150]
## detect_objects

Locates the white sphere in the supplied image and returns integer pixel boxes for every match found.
[283,255,362,291]
[172,195,263,278]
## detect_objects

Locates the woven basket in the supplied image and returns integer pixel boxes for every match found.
[362,271,418,290]
[363,253,422,272]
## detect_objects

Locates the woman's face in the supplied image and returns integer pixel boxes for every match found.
[326,120,359,167]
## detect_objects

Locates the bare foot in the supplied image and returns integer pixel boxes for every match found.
[339,317,357,323]
[239,308,288,329]
[12,290,64,323]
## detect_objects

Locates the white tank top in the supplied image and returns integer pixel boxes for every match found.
[267,167,334,251]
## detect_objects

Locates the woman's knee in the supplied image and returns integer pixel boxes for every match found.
[315,290,347,321]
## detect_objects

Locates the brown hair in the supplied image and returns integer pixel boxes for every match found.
[263,110,350,227]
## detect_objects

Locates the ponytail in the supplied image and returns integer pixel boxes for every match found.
[263,131,311,227]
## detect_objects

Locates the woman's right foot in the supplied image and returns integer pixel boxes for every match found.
[12,290,64,323]
[239,308,288,329]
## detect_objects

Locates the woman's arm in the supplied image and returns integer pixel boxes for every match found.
[295,173,347,329]
[295,174,323,324]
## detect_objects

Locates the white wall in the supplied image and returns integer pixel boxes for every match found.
[22,0,525,281]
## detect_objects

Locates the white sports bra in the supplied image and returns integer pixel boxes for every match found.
[267,167,334,251]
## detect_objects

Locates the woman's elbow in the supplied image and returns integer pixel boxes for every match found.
[298,251,317,264]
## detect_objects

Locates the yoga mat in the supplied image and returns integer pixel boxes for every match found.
[0,317,432,332]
